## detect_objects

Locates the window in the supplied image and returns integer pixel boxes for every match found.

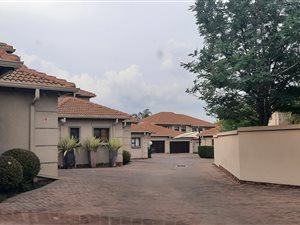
[174,126,180,131]
[212,139,214,146]
[131,137,141,148]
[192,127,197,132]
[69,128,80,141]
[181,126,186,132]
[94,128,109,142]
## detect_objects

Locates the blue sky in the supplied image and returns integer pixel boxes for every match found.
[0,1,214,122]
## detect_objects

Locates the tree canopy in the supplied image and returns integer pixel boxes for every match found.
[182,0,300,126]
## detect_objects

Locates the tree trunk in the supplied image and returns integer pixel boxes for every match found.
[257,98,272,126]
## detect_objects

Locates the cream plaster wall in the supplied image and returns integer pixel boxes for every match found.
[59,118,124,166]
[215,125,300,186]
[0,88,59,178]
[201,137,214,146]
[130,133,151,159]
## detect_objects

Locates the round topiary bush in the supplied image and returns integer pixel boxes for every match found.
[3,149,40,182]
[123,150,131,165]
[0,155,23,191]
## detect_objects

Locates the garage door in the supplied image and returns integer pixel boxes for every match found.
[170,141,190,153]
[151,141,165,153]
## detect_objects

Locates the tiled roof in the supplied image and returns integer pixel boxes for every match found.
[0,42,22,65]
[131,122,182,137]
[58,97,130,119]
[124,117,140,123]
[141,112,215,127]
[0,66,76,90]
[198,127,220,137]
[75,89,96,98]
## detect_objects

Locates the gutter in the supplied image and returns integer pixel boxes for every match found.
[0,60,23,69]
[29,88,40,151]
[0,81,78,93]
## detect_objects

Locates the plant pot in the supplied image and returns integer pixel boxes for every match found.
[109,150,118,167]
[64,150,75,169]
[88,151,97,168]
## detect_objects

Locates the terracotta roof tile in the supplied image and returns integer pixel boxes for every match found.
[124,117,140,123]
[75,89,96,98]
[0,66,76,89]
[199,127,220,137]
[0,42,21,64]
[131,122,182,137]
[58,97,130,119]
[141,112,215,127]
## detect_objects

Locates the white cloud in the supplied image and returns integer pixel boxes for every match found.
[17,50,214,122]
[159,39,192,71]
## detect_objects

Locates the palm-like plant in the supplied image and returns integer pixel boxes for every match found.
[82,136,102,152]
[105,138,122,151]
[58,136,80,169]
[105,138,122,167]
[82,136,102,168]
[58,136,80,156]
[132,108,152,119]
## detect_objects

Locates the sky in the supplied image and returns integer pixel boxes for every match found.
[0,1,214,122]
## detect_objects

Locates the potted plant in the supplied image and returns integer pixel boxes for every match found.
[105,138,122,167]
[82,136,102,168]
[58,136,80,169]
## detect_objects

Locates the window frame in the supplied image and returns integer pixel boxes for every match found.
[174,126,180,131]
[93,127,110,143]
[131,137,141,149]
[69,127,80,142]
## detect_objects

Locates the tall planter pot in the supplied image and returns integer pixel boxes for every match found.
[88,151,97,168]
[109,150,118,167]
[64,150,75,169]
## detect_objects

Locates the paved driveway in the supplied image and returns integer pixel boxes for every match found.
[0,154,300,225]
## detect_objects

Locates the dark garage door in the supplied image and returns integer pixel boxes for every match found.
[151,141,165,153]
[170,141,190,153]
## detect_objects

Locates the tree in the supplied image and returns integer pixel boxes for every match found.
[182,0,300,126]
[132,109,152,119]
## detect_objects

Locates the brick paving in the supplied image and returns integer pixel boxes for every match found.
[0,154,300,225]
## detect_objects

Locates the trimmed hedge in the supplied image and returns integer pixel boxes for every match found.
[123,150,131,165]
[198,146,214,158]
[0,155,23,191]
[3,149,40,182]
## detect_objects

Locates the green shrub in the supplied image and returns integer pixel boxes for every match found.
[0,155,23,191]
[3,149,40,182]
[198,146,214,158]
[123,150,131,165]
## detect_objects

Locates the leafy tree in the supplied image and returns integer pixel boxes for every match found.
[132,109,152,119]
[182,0,300,126]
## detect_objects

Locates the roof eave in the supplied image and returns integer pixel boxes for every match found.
[0,81,78,93]
[0,60,23,69]
[58,114,129,119]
